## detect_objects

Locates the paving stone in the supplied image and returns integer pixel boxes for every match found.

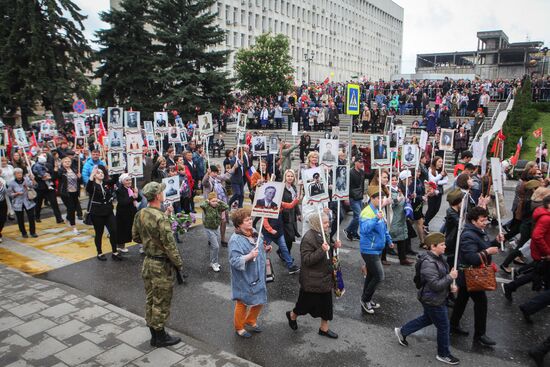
[51,363,69,367]
[13,317,57,338]
[1,301,20,310]
[81,323,124,344]
[102,313,130,326]
[84,295,108,306]
[105,304,142,321]
[0,316,24,332]
[5,360,34,367]
[47,320,90,340]
[116,326,150,347]
[0,333,32,354]
[175,354,218,367]
[174,343,197,356]
[94,343,144,367]
[133,348,184,367]
[70,305,110,323]
[8,300,49,317]
[40,303,79,319]
[22,336,67,361]
[54,340,103,366]
[36,289,68,303]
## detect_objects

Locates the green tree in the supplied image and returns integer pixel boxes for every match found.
[234,33,294,98]
[95,0,159,117]
[149,0,232,118]
[0,0,91,128]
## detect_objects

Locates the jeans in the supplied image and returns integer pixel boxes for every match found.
[401,304,451,357]
[361,253,384,303]
[450,286,487,337]
[345,199,363,237]
[205,228,220,264]
[91,213,117,255]
[267,235,294,269]
[228,183,244,208]
[520,290,550,316]
[399,103,406,115]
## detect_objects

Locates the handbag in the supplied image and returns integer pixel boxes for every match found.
[464,252,497,292]
[27,188,37,200]
[265,257,275,283]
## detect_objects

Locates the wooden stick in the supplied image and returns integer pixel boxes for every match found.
[452,193,468,287]
[378,167,382,211]
[336,199,340,256]
[317,205,330,259]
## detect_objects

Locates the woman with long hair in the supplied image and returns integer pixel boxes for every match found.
[424,156,448,231]
[58,157,81,235]
[282,169,302,254]
[115,173,140,252]
[87,166,122,261]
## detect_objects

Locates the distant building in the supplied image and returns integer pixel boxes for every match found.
[415,30,545,80]
[110,0,404,82]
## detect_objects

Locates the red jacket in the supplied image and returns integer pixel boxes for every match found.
[531,206,550,261]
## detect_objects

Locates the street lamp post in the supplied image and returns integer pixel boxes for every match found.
[304,51,315,82]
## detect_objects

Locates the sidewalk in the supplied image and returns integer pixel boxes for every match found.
[0,265,259,367]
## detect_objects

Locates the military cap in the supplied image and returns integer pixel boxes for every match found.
[142,182,165,201]
[425,232,445,247]
[446,188,465,205]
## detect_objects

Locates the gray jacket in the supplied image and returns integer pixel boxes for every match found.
[7,177,36,211]
[418,251,452,306]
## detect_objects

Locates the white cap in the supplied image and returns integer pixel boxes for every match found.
[399,170,412,181]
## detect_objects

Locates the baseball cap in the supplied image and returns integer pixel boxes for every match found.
[142,182,166,201]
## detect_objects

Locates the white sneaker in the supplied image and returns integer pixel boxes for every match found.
[211,263,221,272]
[360,300,375,314]
[139,246,144,254]
[118,248,129,253]
[72,228,80,235]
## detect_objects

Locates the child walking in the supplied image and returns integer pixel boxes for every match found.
[200,192,229,272]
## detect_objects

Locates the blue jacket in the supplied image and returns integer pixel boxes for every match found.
[82,157,106,184]
[359,203,392,255]
[228,232,267,306]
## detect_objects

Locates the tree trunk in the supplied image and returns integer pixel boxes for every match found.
[52,105,64,129]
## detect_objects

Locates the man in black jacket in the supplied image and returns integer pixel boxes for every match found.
[343,157,366,241]
[32,154,63,223]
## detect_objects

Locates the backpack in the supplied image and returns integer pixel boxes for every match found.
[413,256,427,289]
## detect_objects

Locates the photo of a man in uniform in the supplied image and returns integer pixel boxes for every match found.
[373,136,387,160]
[404,146,415,162]
[109,108,122,127]
[308,173,325,197]
[165,179,178,197]
[322,142,336,162]
[335,166,347,192]
[126,112,139,129]
[155,113,167,128]
[255,186,279,210]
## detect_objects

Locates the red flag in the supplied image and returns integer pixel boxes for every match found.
[510,137,523,166]
[497,129,506,141]
[323,76,330,85]
[27,132,39,156]
[490,129,506,154]
[97,118,107,146]
[533,128,543,138]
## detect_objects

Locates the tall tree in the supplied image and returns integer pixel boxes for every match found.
[0,0,91,128]
[149,0,232,118]
[95,0,158,117]
[235,33,294,98]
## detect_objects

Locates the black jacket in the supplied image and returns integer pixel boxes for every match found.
[444,207,460,256]
[349,167,366,200]
[457,222,499,287]
[299,229,335,293]
[418,251,452,306]
[86,181,114,216]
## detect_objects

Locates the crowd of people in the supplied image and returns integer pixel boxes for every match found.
[0,76,548,366]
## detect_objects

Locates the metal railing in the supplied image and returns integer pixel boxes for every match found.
[469,91,512,149]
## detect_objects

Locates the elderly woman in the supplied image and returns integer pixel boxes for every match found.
[286,212,342,338]
[7,168,37,238]
[300,151,331,235]
[58,157,81,234]
[229,208,271,338]
[115,173,140,252]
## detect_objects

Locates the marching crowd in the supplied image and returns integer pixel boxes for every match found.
[0,77,548,366]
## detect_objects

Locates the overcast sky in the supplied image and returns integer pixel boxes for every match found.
[74,0,549,74]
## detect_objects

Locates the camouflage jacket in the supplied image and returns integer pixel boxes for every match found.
[132,207,183,268]
[199,200,229,229]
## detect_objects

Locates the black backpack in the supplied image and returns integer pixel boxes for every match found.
[413,256,427,289]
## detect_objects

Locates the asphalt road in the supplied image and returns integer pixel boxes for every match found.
[38,192,549,367]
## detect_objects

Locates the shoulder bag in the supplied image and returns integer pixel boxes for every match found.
[83,184,95,226]
[464,252,497,292]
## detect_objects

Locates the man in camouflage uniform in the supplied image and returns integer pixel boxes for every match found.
[132,182,183,347]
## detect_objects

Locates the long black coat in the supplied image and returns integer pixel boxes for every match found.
[282,186,301,245]
[115,185,140,244]
[299,229,334,293]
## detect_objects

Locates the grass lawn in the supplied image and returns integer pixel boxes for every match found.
[520,111,550,160]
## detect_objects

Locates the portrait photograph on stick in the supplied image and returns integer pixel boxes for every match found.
[108,129,123,150]
[13,128,29,148]
[250,181,284,219]
[108,107,123,129]
[370,134,390,167]
[74,119,86,137]
[108,151,125,175]
[332,165,349,200]
[124,111,140,130]
[319,138,339,168]
[401,144,419,168]
[252,135,267,155]
[162,176,180,203]
[128,153,144,178]
[439,128,455,151]
[154,112,168,133]
[302,166,329,203]
[237,113,247,132]
[144,120,154,134]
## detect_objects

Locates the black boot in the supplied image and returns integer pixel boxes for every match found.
[529,336,550,367]
[149,327,157,347]
[155,328,181,347]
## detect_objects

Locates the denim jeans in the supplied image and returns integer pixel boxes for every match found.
[345,199,363,237]
[267,235,294,269]
[401,304,451,357]
[361,253,384,303]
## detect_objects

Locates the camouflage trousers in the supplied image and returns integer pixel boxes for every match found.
[142,258,175,330]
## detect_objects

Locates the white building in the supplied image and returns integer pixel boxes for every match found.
[111,0,403,82]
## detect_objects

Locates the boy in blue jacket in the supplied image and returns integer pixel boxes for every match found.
[359,191,394,314]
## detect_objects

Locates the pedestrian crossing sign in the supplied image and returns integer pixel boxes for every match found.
[346,84,360,115]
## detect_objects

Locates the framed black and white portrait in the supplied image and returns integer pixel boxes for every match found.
[108,151,125,175]
[252,136,267,155]
[74,118,86,137]
[332,165,349,200]
[439,128,455,151]
[128,153,144,178]
[370,134,390,167]
[237,112,247,132]
[144,121,154,134]
[154,112,168,133]
[124,111,140,130]
[302,167,329,203]
[319,138,339,168]
[250,181,284,219]
[401,144,419,168]
[108,107,123,129]
[162,176,180,203]
[126,132,143,153]
[268,134,279,155]
[13,128,29,148]
[108,129,123,150]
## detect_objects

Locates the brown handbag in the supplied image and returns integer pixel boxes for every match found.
[464,252,497,292]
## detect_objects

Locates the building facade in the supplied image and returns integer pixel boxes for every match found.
[111,0,404,82]
[415,30,544,80]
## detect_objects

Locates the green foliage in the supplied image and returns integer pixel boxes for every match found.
[234,33,294,98]
[95,0,159,117]
[520,112,550,160]
[0,0,91,128]
[148,0,232,119]
[502,78,538,157]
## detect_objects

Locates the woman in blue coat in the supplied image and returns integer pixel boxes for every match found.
[229,208,271,338]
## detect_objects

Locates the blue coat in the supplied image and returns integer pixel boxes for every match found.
[82,157,106,184]
[228,232,267,306]
[359,204,392,255]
